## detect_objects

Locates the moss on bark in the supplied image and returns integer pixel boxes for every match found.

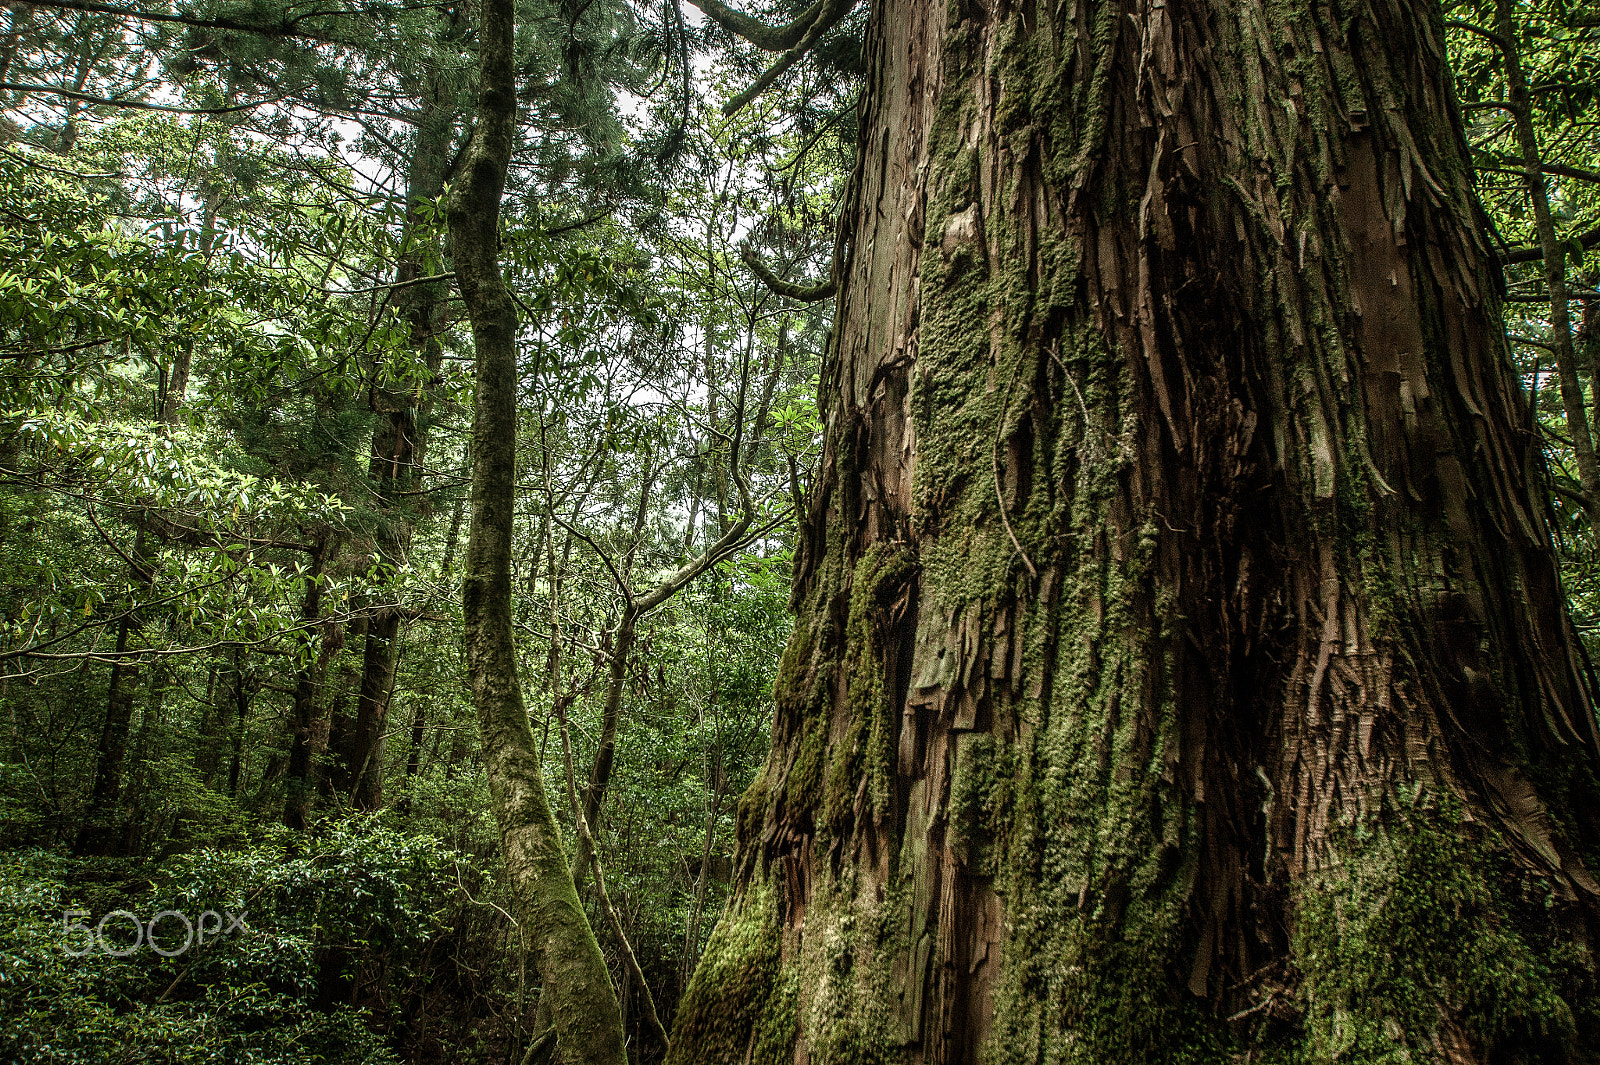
[665,878,799,1065]
[1293,794,1591,1063]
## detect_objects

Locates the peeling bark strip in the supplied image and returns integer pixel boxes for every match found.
[671,0,1600,1061]
[446,0,626,1059]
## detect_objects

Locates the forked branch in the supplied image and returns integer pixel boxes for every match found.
[720,0,857,115]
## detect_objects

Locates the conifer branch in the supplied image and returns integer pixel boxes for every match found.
[720,0,852,116]
[11,0,350,41]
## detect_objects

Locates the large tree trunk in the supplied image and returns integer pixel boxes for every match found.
[669,0,1600,1061]
[447,0,627,1058]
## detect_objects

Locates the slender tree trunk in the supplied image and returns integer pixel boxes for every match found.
[319,656,361,804]
[77,366,189,854]
[228,649,250,798]
[570,354,773,894]
[345,607,399,807]
[74,583,143,855]
[441,482,467,573]
[52,16,93,153]
[77,163,213,850]
[570,462,655,891]
[397,696,428,816]
[195,663,222,787]
[670,0,1600,1061]
[446,0,627,1058]
[345,96,456,812]
[116,655,168,855]
[681,773,726,990]
[1493,0,1600,527]
[159,78,233,427]
[569,607,634,892]
[283,536,330,831]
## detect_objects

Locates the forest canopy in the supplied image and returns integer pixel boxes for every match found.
[2,0,1599,1062]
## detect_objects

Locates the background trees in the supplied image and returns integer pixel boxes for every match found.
[1,0,832,1056]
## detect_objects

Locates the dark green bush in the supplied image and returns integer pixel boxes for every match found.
[0,818,462,1064]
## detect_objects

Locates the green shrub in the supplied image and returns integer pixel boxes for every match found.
[0,817,460,1064]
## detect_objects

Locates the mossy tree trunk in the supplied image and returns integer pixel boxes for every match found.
[670,0,1600,1061]
[446,0,627,1058]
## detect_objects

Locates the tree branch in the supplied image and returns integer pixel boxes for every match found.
[14,0,352,41]
[684,0,828,51]
[0,82,287,114]
[0,145,122,178]
[1444,18,1511,49]
[740,243,836,301]
[1501,224,1600,265]
[721,0,853,116]
[1480,160,1600,185]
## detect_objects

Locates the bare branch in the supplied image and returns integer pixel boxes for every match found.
[0,81,288,114]
[683,0,828,51]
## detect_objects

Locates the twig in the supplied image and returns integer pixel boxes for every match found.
[1227,991,1279,1023]
[1,82,289,115]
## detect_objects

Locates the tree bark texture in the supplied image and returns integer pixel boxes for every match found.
[669,0,1600,1061]
[446,0,627,1058]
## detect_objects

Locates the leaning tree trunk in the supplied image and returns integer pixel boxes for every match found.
[668,0,1600,1061]
[446,0,627,1058]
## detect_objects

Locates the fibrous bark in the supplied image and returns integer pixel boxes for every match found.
[671,0,1600,1061]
